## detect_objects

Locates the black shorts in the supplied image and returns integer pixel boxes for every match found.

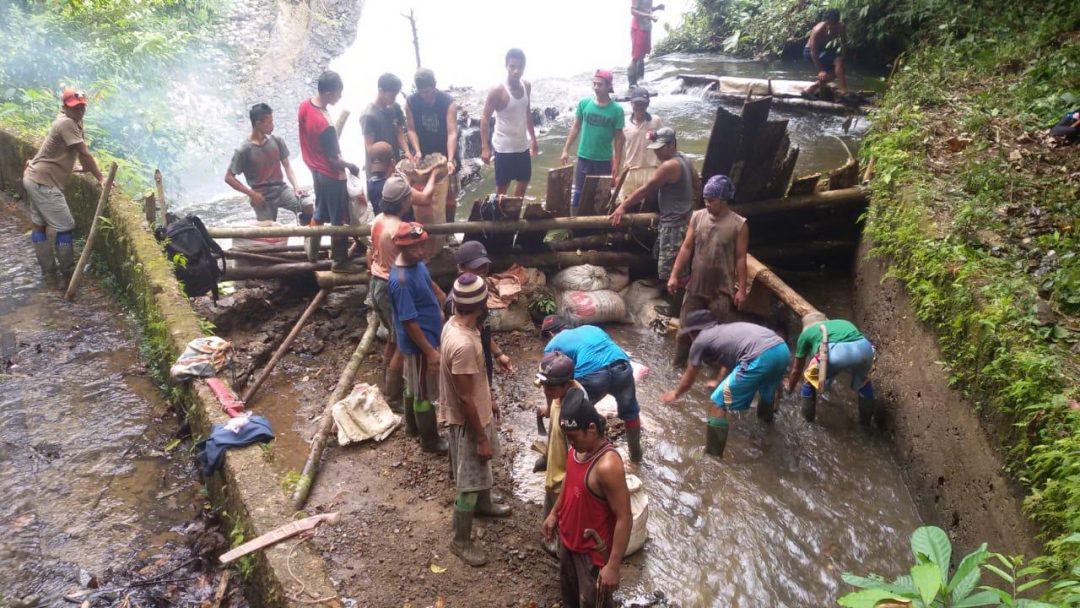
[494,150,531,186]
[312,171,349,225]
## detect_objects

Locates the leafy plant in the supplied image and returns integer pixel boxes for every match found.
[839,526,1062,607]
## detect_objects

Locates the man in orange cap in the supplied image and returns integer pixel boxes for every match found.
[22,88,106,283]
[561,70,625,212]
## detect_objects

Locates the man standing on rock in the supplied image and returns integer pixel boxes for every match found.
[541,315,644,463]
[225,103,313,224]
[361,73,411,168]
[542,391,631,608]
[388,222,447,453]
[22,88,106,283]
[660,311,791,458]
[610,127,693,317]
[629,0,664,88]
[481,48,539,199]
[668,174,748,363]
[440,272,511,567]
[785,312,879,426]
[561,70,625,212]
[297,70,363,273]
[406,68,460,222]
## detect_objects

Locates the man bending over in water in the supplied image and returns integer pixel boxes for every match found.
[802,9,849,101]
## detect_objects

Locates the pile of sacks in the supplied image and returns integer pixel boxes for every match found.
[551,264,631,326]
[485,264,546,332]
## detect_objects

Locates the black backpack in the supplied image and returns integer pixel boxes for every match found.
[157,214,225,300]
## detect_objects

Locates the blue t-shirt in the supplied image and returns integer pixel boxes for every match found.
[544,325,628,377]
[388,261,442,355]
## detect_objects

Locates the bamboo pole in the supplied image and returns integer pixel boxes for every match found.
[730,187,867,218]
[64,163,117,301]
[292,311,381,510]
[240,289,329,404]
[154,169,167,225]
[221,261,331,281]
[208,212,661,239]
[223,249,301,265]
[747,254,820,318]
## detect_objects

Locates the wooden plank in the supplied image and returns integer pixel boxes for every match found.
[701,105,742,183]
[763,146,800,200]
[787,172,821,196]
[736,120,788,203]
[576,175,612,217]
[827,158,860,191]
[545,165,574,218]
[739,96,773,161]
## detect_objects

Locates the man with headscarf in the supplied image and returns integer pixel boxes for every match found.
[660,311,790,457]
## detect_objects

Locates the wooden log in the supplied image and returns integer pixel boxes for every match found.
[546,165,574,218]
[207,212,662,239]
[230,244,327,254]
[64,163,118,301]
[221,261,331,280]
[240,289,328,404]
[143,193,156,226]
[707,92,870,114]
[154,169,167,226]
[747,255,820,318]
[729,186,867,218]
[546,233,636,252]
[223,249,300,265]
[292,311,381,510]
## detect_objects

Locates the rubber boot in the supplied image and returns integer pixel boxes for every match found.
[476,490,511,517]
[384,368,405,414]
[653,289,684,318]
[450,509,487,566]
[801,394,817,422]
[55,242,75,279]
[858,395,876,428]
[304,235,320,262]
[705,420,728,458]
[403,395,419,437]
[532,453,548,473]
[541,490,558,556]
[414,406,448,453]
[757,399,775,424]
[330,236,363,273]
[625,425,643,463]
[32,240,57,278]
[628,62,639,88]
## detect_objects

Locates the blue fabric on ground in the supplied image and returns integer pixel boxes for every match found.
[196,415,275,477]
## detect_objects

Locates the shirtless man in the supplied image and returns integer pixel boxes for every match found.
[480,48,539,198]
[802,9,849,100]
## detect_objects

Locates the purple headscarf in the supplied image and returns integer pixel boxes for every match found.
[703,174,736,201]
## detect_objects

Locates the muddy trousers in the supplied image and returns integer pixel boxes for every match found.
[558,542,614,608]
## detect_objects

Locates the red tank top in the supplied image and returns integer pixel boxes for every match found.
[558,443,618,567]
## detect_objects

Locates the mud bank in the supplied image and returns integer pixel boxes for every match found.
[0,129,340,607]
[853,240,1041,558]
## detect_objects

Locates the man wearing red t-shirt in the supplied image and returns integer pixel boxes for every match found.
[298,71,363,273]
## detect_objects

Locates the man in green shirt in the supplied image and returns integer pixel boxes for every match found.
[785,312,880,427]
[561,69,625,212]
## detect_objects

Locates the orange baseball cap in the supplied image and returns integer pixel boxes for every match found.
[62,89,88,108]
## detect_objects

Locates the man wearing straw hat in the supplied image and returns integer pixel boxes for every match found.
[785,312,879,426]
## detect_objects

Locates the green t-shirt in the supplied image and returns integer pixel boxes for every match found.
[795,320,865,358]
[575,97,625,161]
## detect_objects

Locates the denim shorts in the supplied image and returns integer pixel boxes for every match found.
[711,342,791,411]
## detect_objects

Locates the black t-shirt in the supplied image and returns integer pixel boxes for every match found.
[407,90,458,163]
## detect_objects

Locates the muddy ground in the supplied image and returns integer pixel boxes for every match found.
[197,281,664,608]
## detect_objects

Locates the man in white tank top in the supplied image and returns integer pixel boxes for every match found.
[481,48,538,198]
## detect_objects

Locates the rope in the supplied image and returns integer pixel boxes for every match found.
[285,531,338,605]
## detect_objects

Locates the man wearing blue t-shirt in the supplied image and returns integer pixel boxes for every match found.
[540,315,643,462]
[389,222,448,453]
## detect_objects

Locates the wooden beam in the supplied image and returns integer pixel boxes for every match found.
[747,254,820,318]
[730,187,867,218]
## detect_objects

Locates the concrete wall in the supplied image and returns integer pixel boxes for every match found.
[0,129,341,607]
[853,239,1041,558]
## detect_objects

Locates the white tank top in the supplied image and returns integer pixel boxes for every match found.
[493,82,530,153]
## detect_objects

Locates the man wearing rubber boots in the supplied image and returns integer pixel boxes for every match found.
[541,315,644,463]
[22,88,106,284]
[388,222,448,453]
[440,273,510,567]
[785,312,880,427]
[661,311,790,458]
[542,392,631,608]
[534,351,587,554]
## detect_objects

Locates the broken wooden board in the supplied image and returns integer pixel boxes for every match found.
[576,175,613,217]
[787,172,822,196]
[702,105,743,183]
[545,165,574,218]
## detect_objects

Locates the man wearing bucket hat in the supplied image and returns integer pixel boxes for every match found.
[389,222,448,453]
[611,126,695,317]
[542,390,631,608]
[660,310,790,458]
[668,173,748,364]
[784,312,879,427]
[561,69,625,211]
[534,351,588,553]
[440,272,510,566]
[540,315,644,463]
[22,88,106,282]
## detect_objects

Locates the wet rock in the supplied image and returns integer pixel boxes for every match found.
[78,568,99,588]
[1034,298,1056,326]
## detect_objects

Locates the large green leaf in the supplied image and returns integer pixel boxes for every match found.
[911,526,952,579]
[911,563,942,606]
[948,544,988,599]
[952,590,1006,607]
[837,588,911,608]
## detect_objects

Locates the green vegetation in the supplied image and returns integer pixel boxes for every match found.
[840,526,1080,607]
[0,0,224,190]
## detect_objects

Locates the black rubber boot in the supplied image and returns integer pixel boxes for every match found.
[801,393,817,422]
[384,368,405,414]
[541,490,558,556]
[476,490,511,517]
[403,396,419,436]
[532,453,548,473]
[330,236,363,273]
[304,235,320,262]
[628,62,639,88]
[858,395,876,428]
[705,422,728,458]
[653,289,684,318]
[757,399,775,424]
[450,509,487,567]
[415,407,448,454]
[626,426,643,463]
